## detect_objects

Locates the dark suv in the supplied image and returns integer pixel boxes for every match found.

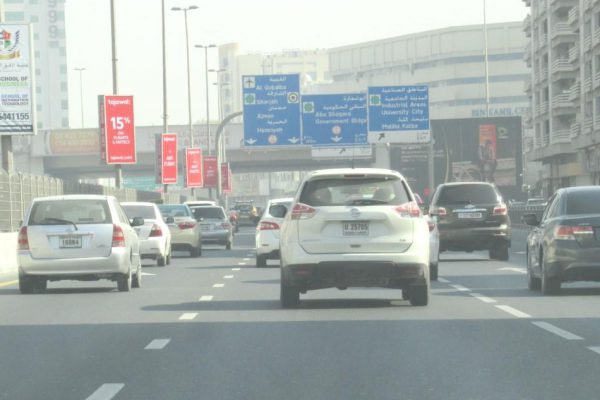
[429,182,511,260]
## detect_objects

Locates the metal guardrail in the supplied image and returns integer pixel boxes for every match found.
[508,204,546,229]
[0,171,184,232]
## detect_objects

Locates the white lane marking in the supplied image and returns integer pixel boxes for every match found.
[238,262,247,265]
[86,383,125,400]
[232,268,241,271]
[213,283,225,288]
[145,339,171,350]
[532,321,584,340]
[498,267,527,274]
[437,277,450,283]
[141,272,156,276]
[469,292,497,303]
[515,251,526,255]
[199,295,214,301]
[178,313,198,320]
[495,305,531,318]
[224,275,234,279]
[243,258,250,261]
[450,284,470,292]
[588,346,600,355]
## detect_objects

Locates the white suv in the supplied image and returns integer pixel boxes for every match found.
[255,197,293,267]
[279,168,430,307]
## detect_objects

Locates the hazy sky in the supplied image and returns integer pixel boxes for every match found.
[65,0,528,128]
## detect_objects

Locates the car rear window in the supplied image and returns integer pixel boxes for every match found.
[299,176,410,207]
[192,207,225,219]
[122,205,157,220]
[566,190,600,215]
[29,199,112,225]
[158,205,191,218]
[436,185,498,204]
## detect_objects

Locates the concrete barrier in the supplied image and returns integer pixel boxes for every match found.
[0,232,17,280]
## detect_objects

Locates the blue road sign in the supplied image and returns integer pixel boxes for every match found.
[367,85,430,143]
[301,93,368,146]
[242,74,301,146]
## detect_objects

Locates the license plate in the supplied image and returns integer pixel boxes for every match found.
[343,221,369,236]
[201,225,211,231]
[59,236,82,248]
[458,212,483,219]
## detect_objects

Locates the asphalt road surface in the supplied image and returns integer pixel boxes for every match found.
[2,227,600,400]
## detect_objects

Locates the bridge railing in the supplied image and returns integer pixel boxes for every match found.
[0,171,184,232]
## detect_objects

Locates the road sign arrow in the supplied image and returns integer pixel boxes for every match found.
[331,136,343,143]
[288,137,300,144]
[245,138,257,145]
[378,133,386,141]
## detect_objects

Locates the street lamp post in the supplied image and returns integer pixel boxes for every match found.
[195,44,216,154]
[172,5,198,148]
[109,0,122,188]
[209,68,227,161]
[74,67,86,128]
[483,0,490,117]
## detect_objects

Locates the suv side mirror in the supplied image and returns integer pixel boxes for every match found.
[131,217,145,227]
[522,213,538,227]
[165,216,175,224]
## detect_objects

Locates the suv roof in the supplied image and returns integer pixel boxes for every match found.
[307,168,404,179]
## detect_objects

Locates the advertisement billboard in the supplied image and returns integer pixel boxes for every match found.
[185,148,203,188]
[221,162,232,193]
[160,133,177,184]
[0,24,36,135]
[203,156,218,188]
[100,95,136,164]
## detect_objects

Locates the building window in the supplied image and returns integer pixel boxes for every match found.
[35,68,40,76]
[59,47,66,57]
[60,82,68,92]
[36,86,41,94]
[61,100,68,110]
[34,33,39,40]
[5,11,25,21]
[59,65,67,74]
[37,122,43,129]
[61,118,69,128]
[36,105,42,112]
[34,51,40,58]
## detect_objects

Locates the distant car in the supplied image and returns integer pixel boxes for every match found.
[280,168,430,307]
[429,182,511,261]
[524,186,600,295]
[158,204,202,257]
[233,201,259,226]
[17,195,143,293]
[122,202,172,267]
[190,205,233,249]
[186,200,217,207]
[526,198,547,207]
[255,197,293,267]
[428,215,440,281]
[228,209,239,233]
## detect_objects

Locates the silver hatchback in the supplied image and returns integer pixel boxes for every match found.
[17,195,143,293]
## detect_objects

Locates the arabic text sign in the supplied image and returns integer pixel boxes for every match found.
[302,93,367,146]
[103,95,136,164]
[185,148,203,188]
[368,85,430,144]
[161,133,177,184]
[221,162,232,193]
[203,156,218,188]
[0,24,35,135]
[242,74,301,146]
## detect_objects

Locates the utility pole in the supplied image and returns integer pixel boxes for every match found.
[483,0,490,117]
[110,0,122,188]
[75,67,86,128]
[0,0,13,174]
[161,0,169,194]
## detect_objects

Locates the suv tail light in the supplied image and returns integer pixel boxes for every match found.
[112,224,126,247]
[178,221,196,230]
[430,206,447,217]
[259,221,280,230]
[395,201,422,218]
[493,203,508,215]
[554,225,594,240]
[291,203,317,220]
[18,226,29,250]
[149,224,162,237]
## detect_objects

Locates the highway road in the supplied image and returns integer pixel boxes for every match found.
[2,227,600,399]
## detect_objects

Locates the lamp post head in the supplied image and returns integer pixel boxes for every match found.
[171,6,182,11]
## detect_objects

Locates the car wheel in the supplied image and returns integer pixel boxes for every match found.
[157,256,166,267]
[496,244,509,261]
[280,270,300,308]
[34,278,47,292]
[409,283,429,306]
[429,263,438,281]
[226,241,232,250]
[402,288,410,300]
[132,262,142,288]
[256,254,267,268]
[117,269,132,292]
[541,256,560,295]
[526,251,541,291]
[166,251,172,265]
[19,275,34,294]
[190,246,199,258]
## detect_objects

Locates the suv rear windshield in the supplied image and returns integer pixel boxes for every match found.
[436,184,499,204]
[122,205,157,220]
[192,207,225,219]
[29,199,112,225]
[158,204,191,218]
[566,190,600,215]
[299,176,410,207]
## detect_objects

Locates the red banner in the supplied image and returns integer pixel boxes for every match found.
[221,162,232,193]
[203,156,218,188]
[102,95,136,164]
[161,133,178,184]
[185,148,203,188]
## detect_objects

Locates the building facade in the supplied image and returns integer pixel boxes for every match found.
[523,0,600,196]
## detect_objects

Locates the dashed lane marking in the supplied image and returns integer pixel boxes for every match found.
[224,275,234,279]
[232,268,241,271]
[532,321,583,340]
[469,292,497,303]
[238,262,247,265]
[141,272,156,276]
[588,346,600,355]
[145,339,171,350]
[515,251,526,255]
[450,284,470,292]
[495,305,531,318]
[213,283,225,288]
[178,313,198,320]
[199,295,214,301]
[243,258,250,261]
[85,383,125,400]
[497,267,527,274]
[437,277,450,283]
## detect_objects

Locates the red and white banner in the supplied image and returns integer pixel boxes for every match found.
[100,95,136,164]
[185,148,203,188]
[160,133,178,184]
[203,156,218,188]
[221,162,232,193]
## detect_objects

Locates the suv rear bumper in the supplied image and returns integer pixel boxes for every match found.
[438,225,510,251]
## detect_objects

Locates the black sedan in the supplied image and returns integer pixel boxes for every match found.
[524,186,600,295]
